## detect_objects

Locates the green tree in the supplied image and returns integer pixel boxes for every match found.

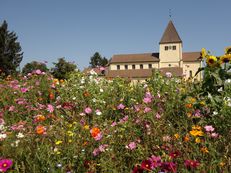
[22,61,49,75]
[0,20,23,76]
[89,52,108,68]
[51,58,77,79]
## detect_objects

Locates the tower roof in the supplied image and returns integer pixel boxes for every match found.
[159,20,182,44]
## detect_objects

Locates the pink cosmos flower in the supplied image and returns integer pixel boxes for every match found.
[47,104,54,113]
[0,118,5,125]
[165,72,172,78]
[210,132,219,138]
[8,106,15,112]
[111,122,117,127]
[155,112,161,119]
[150,155,162,168]
[126,142,137,150]
[117,103,125,110]
[35,69,42,75]
[94,132,103,141]
[0,159,13,172]
[85,107,92,114]
[21,87,29,93]
[204,125,215,132]
[143,97,152,104]
[184,159,200,169]
[144,107,152,113]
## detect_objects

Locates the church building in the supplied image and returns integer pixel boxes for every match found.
[106,20,202,81]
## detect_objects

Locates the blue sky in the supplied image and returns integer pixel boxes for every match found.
[1,0,231,70]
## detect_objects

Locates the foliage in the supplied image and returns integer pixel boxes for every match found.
[0,47,230,172]
[89,52,108,68]
[0,20,23,77]
[51,57,77,80]
[22,61,49,75]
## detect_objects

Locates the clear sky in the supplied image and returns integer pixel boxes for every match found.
[1,0,230,70]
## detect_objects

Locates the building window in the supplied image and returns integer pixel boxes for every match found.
[168,64,171,67]
[189,70,193,78]
[117,65,120,70]
[148,64,152,69]
[125,65,128,70]
[165,46,168,51]
[173,45,176,50]
[168,46,172,50]
[140,64,143,69]
[132,64,135,69]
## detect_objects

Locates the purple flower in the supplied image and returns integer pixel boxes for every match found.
[0,159,13,172]
[85,107,92,114]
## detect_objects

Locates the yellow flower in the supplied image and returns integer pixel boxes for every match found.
[189,97,196,104]
[225,46,231,54]
[84,125,89,130]
[206,56,217,67]
[201,48,207,58]
[200,146,209,153]
[219,162,225,167]
[55,140,63,145]
[192,125,202,131]
[199,101,205,106]
[190,130,204,137]
[174,133,180,139]
[68,139,72,143]
[195,137,201,143]
[220,54,231,64]
[67,131,74,137]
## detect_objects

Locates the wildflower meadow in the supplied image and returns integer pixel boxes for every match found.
[0,47,231,172]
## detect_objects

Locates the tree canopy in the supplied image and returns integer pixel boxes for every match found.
[0,20,23,76]
[51,58,77,79]
[89,52,108,68]
[22,61,49,75]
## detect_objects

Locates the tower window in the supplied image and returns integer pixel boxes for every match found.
[165,46,168,50]
[168,46,172,50]
[140,64,143,69]
[125,65,128,70]
[117,65,120,70]
[173,46,176,50]
[132,64,136,69]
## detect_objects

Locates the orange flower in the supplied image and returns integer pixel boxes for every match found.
[185,103,192,108]
[83,91,90,97]
[49,93,55,100]
[35,114,46,122]
[183,134,190,142]
[90,127,100,138]
[36,125,46,135]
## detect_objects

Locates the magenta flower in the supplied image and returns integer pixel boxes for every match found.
[204,125,215,132]
[85,107,92,114]
[117,103,125,110]
[141,159,153,171]
[132,165,144,173]
[0,159,13,172]
[161,162,177,172]
[126,141,137,150]
[150,155,162,168]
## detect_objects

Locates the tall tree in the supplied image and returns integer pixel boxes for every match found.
[22,61,49,75]
[89,52,108,68]
[51,58,77,79]
[0,20,23,76]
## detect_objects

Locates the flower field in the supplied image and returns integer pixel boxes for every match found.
[0,49,231,172]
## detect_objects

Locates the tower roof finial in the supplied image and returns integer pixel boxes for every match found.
[169,9,172,19]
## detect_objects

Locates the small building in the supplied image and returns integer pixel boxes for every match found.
[106,20,202,82]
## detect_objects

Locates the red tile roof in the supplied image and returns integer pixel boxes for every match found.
[110,53,159,63]
[182,52,201,62]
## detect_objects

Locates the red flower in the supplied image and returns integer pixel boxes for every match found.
[161,162,177,172]
[184,160,200,169]
[141,159,153,171]
[132,165,144,173]
[169,151,181,159]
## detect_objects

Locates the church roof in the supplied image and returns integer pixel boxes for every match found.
[182,52,201,62]
[110,53,159,63]
[159,20,182,44]
[106,69,153,78]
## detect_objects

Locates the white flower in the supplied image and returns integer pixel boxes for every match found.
[72,97,76,100]
[213,111,218,115]
[16,132,24,138]
[0,133,7,140]
[100,88,104,92]
[225,79,231,83]
[218,87,223,92]
[95,109,102,116]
